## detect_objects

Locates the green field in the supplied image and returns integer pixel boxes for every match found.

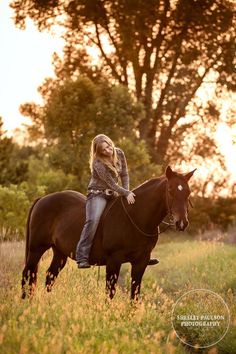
[0,239,236,354]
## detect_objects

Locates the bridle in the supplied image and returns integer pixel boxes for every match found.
[164,179,193,229]
[120,179,193,237]
[165,180,175,225]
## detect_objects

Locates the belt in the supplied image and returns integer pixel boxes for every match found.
[89,189,114,196]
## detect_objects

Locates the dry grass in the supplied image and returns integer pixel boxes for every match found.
[0,238,236,354]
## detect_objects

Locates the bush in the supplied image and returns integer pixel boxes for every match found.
[188,197,236,234]
[0,161,81,241]
[27,156,81,194]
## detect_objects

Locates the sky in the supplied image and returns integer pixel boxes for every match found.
[0,0,64,133]
[1,0,236,188]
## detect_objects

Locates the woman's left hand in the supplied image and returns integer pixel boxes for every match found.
[126,192,136,204]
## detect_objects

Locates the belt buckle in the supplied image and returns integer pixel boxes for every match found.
[105,189,113,196]
[91,189,100,194]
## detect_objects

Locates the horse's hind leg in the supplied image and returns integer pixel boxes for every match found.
[22,249,46,299]
[46,247,67,292]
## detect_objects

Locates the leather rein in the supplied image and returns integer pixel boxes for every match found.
[120,180,174,238]
[120,197,159,238]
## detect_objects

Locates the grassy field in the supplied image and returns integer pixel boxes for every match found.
[0,238,236,354]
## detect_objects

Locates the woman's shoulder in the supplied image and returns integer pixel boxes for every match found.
[92,159,109,173]
[115,147,125,157]
[93,159,105,168]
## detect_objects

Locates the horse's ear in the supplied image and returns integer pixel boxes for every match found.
[165,166,175,180]
[184,168,197,181]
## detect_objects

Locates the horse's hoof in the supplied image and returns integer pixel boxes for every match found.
[46,285,52,292]
[148,258,159,266]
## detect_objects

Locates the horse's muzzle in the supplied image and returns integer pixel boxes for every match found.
[175,219,189,231]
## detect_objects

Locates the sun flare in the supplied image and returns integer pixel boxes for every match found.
[216,123,236,181]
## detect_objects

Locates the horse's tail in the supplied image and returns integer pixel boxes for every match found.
[24,197,42,264]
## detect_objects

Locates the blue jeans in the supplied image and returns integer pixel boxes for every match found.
[76,194,107,263]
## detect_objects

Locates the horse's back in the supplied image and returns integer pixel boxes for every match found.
[28,190,86,258]
[30,190,86,225]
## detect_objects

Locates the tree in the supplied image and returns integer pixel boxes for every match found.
[0,117,31,185]
[0,184,30,240]
[11,0,236,164]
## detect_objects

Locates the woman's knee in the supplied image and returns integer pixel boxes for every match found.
[85,217,100,230]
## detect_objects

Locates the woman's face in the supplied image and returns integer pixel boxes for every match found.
[100,141,113,158]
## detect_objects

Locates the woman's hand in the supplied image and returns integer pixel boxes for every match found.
[126,192,136,204]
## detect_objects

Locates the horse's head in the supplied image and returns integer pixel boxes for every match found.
[165,166,196,231]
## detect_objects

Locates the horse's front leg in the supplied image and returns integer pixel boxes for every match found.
[131,259,149,301]
[106,253,122,299]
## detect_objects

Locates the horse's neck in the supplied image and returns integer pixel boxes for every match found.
[131,179,167,231]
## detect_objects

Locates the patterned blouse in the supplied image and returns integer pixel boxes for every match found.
[88,148,130,196]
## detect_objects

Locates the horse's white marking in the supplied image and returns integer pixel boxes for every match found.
[178,185,183,191]
[180,220,184,229]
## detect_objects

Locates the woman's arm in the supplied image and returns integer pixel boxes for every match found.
[116,148,129,190]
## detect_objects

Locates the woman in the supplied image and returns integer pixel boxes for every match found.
[76,134,158,268]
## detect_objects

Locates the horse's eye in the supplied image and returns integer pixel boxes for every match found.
[178,185,183,191]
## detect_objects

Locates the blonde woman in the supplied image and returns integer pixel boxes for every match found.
[76,134,158,268]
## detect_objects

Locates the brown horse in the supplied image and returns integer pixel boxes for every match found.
[21,166,196,300]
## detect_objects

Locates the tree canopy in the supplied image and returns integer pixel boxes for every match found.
[21,77,159,190]
[0,118,32,185]
[11,0,235,165]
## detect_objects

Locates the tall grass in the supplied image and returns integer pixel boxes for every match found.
[0,239,236,353]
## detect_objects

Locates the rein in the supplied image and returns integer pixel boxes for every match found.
[120,180,177,237]
[103,179,193,239]
[121,197,158,238]
[159,219,175,233]
[102,197,120,220]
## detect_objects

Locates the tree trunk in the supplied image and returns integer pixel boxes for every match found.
[152,126,172,165]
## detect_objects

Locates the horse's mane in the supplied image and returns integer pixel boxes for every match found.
[132,171,187,195]
[132,175,167,194]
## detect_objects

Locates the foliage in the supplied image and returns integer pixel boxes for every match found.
[206,197,236,230]
[0,155,81,240]
[117,137,161,188]
[0,118,32,185]
[0,240,236,353]
[11,0,236,165]
[188,196,236,233]
[0,185,30,241]
[26,156,79,195]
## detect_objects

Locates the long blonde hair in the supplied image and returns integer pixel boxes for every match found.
[89,134,119,176]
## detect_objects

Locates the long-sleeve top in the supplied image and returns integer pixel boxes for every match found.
[88,147,130,197]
